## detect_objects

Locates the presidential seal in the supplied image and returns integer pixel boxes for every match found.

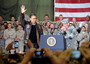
[47,37,56,46]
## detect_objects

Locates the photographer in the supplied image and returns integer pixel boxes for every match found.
[20,48,59,64]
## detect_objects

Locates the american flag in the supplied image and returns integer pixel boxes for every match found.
[54,0,90,21]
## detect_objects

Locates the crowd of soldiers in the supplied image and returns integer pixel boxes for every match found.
[0,5,90,53]
[0,14,90,53]
[43,14,90,50]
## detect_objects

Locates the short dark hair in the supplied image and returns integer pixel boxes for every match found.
[59,14,63,17]
[18,24,22,26]
[44,14,49,17]
[4,21,7,23]
[82,26,86,29]
[10,15,15,18]
[8,23,12,25]
[30,13,36,18]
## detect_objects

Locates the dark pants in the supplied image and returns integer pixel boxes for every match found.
[25,43,39,52]
[33,43,39,49]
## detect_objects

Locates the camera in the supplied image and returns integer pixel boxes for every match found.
[71,50,81,59]
[35,49,45,57]
[24,40,27,44]
[14,41,19,48]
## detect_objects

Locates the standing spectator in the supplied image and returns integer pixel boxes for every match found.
[3,22,8,29]
[57,23,63,35]
[10,16,16,29]
[65,23,78,50]
[55,14,63,29]
[77,26,89,47]
[16,24,25,53]
[0,16,3,27]
[43,14,52,27]
[0,25,5,51]
[85,15,90,32]
[15,21,20,31]
[49,23,55,35]
[4,23,16,49]
[43,22,51,35]
[72,17,79,29]
[61,18,69,33]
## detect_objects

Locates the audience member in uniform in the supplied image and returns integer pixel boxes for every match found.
[72,17,79,29]
[43,14,52,27]
[16,24,25,53]
[10,15,16,29]
[0,16,3,27]
[3,22,8,29]
[0,24,5,51]
[49,23,55,35]
[77,26,89,47]
[43,22,51,35]
[4,23,16,49]
[55,14,63,29]
[61,18,69,33]
[65,22,78,50]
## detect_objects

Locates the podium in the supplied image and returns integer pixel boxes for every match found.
[39,35,66,51]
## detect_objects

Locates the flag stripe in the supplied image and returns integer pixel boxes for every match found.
[55,3,90,8]
[55,0,90,21]
[55,0,90,3]
[55,17,86,21]
[55,8,90,12]
[55,12,90,17]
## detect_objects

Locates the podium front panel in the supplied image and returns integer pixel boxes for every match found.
[39,35,66,51]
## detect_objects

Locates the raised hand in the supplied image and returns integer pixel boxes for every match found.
[80,48,90,62]
[21,48,36,64]
[43,48,60,64]
[58,48,73,64]
[21,5,27,13]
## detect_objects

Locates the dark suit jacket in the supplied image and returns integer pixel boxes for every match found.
[19,13,43,45]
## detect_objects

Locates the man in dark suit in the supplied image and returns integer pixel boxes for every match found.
[25,13,43,48]
[18,5,43,48]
